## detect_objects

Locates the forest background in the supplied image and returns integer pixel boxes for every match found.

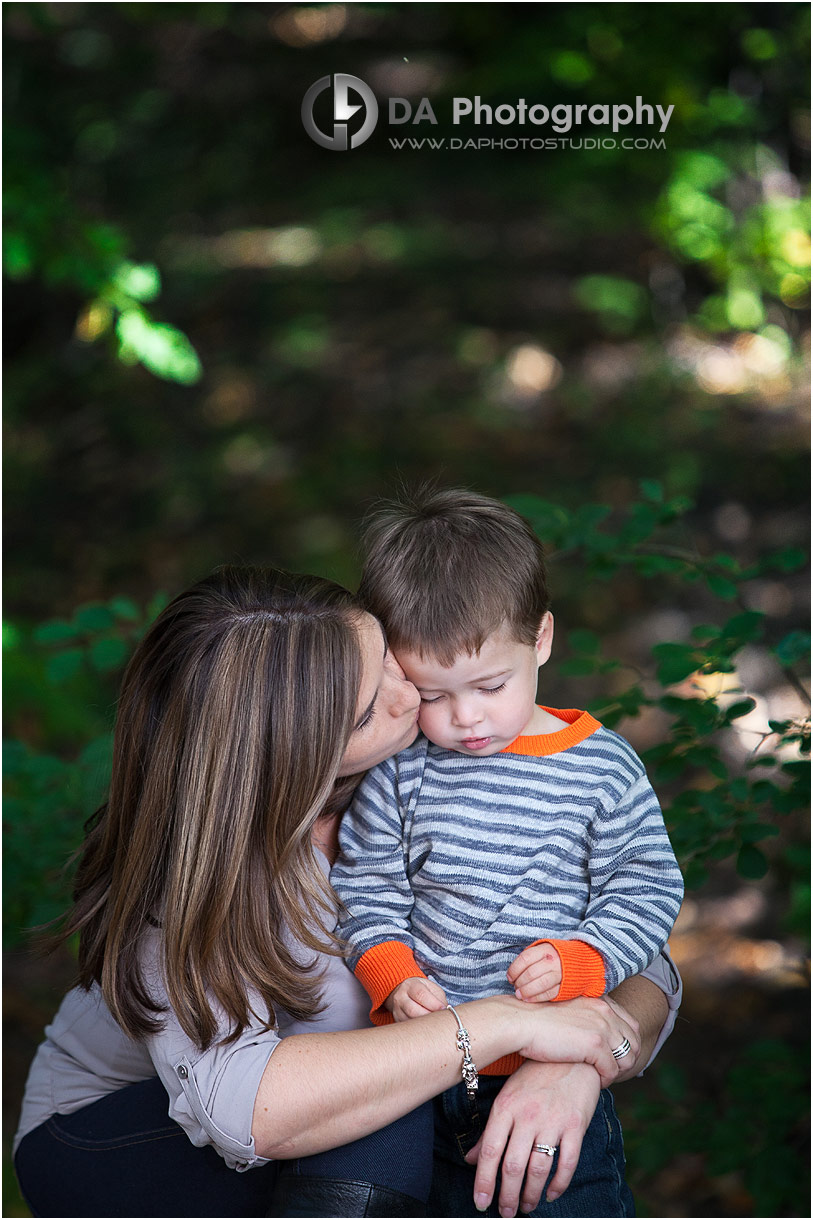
[3,3,810,1217]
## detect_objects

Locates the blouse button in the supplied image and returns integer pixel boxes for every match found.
[177,1064,188,1079]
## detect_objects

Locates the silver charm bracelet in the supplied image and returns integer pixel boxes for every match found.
[446,1004,479,1098]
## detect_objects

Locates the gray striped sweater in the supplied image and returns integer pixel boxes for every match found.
[332,709,684,1009]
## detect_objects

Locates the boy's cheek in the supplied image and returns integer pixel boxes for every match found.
[417,705,444,741]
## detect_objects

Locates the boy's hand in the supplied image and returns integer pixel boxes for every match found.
[507,943,563,1002]
[384,976,448,1021]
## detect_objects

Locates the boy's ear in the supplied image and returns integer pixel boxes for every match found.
[535,613,554,668]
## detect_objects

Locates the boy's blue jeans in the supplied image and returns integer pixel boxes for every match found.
[429,1076,635,1218]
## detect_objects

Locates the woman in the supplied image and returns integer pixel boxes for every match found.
[14,566,678,1218]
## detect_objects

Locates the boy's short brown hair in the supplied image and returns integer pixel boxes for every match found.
[358,486,550,666]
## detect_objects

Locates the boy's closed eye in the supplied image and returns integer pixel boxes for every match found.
[419,683,507,704]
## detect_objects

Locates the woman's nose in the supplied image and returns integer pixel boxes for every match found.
[384,653,420,713]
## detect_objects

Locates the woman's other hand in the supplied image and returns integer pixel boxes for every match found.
[464,1061,601,1216]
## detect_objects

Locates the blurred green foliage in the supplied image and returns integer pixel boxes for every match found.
[4,592,167,939]
[4,1,810,618]
[624,1038,810,1216]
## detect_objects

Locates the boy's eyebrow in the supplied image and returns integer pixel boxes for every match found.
[417,668,512,689]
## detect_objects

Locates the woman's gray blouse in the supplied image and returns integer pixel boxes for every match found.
[14,922,372,1170]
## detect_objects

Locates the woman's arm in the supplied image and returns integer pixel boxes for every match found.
[251,993,638,1159]
[609,972,668,1082]
[465,974,670,1217]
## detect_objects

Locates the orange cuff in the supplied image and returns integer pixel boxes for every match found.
[532,939,606,1001]
[354,941,427,1025]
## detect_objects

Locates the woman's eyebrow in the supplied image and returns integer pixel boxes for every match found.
[354,628,388,728]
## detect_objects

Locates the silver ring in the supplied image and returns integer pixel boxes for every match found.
[611,1037,632,1060]
[532,1143,557,1156]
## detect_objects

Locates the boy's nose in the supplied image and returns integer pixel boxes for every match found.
[452,700,483,728]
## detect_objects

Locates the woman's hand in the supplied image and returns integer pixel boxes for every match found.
[515,995,640,1087]
[464,1061,602,1217]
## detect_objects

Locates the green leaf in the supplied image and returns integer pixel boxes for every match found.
[775,631,811,666]
[660,694,720,733]
[739,823,780,844]
[568,629,601,655]
[705,572,739,600]
[683,860,709,889]
[746,754,777,768]
[111,260,161,302]
[558,657,599,677]
[691,623,721,642]
[785,882,811,938]
[651,753,687,782]
[729,777,750,802]
[721,611,765,644]
[784,844,811,871]
[574,275,647,325]
[146,592,170,621]
[33,619,78,644]
[736,843,769,879]
[707,838,736,861]
[74,603,115,632]
[3,621,21,650]
[769,546,807,573]
[109,596,140,621]
[639,479,664,503]
[89,636,129,672]
[116,310,202,385]
[46,648,84,683]
[3,739,29,775]
[634,554,686,576]
[77,733,114,813]
[653,642,698,684]
[726,698,757,720]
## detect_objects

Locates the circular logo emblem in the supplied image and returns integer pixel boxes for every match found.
[301,74,379,150]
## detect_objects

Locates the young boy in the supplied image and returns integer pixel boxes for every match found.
[332,487,683,1049]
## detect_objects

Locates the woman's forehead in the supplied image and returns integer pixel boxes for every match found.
[355,613,386,690]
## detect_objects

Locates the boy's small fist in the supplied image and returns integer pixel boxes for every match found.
[385,976,448,1021]
[507,942,563,1002]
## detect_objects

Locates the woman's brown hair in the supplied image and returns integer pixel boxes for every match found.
[59,566,363,1049]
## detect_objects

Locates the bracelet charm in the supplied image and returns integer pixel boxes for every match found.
[446,1004,479,1098]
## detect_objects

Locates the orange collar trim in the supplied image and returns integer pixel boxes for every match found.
[500,707,603,757]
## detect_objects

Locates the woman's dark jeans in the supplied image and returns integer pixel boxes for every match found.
[430,1077,635,1218]
[15,1074,632,1217]
[14,1076,433,1218]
